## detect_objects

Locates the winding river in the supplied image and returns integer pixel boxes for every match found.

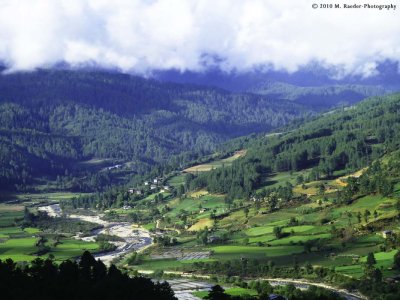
[38,205,365,299]
[38,204,152,265]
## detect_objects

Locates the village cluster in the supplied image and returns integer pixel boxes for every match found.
[122,177,172,210]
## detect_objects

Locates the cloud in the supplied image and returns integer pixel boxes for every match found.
[0,0,399,76]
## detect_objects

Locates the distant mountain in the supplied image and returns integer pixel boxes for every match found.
[247,81,387,109]
[154,61,400,91]
[154,62,400,109]
[0,69,311,190]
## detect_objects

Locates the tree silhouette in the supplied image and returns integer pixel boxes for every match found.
[0,251,177,300]
[207,285,230,300]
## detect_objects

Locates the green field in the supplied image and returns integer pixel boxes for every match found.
[164,194,227,219]
[336,250,398,278]
[0,210,23,227]
[210,245,304,260]
[0,205,100,263]
[15,192,90,204]
[2,150,400,290]
[0,237,39,261]
[167,174,186,187]
[184,150,246,173]
[246,225,321,237]
[0,224,100,262]
[126,159,400,282]
[51,239,99,261]
[194,287,258,299]
[133,257,216,270]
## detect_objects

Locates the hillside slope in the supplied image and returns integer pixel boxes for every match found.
[0,70,311,190]
[189,93,400,197]
[70,92,400,300]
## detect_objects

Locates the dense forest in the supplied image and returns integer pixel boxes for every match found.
[0,70,314,191]
[0,251,176,300]
[62,93,400,213]
[0,70,389,192]
[187,93,400,198]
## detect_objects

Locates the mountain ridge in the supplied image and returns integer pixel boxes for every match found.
[0,70,310,191]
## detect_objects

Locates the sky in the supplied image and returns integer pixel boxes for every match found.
[0,0,399,77]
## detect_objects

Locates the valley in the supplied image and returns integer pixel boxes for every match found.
[1,75,400,299]
[1,1,400,299]
[3,150,396,299]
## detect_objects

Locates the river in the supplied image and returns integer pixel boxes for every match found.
[151,272,367,300]
[38,204,152,265]
[38,205,365,299]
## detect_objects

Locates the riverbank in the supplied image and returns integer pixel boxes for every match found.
[38,204,153,265]
[137,270,366,300]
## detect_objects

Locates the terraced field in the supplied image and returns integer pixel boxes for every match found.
[118,160,400,285]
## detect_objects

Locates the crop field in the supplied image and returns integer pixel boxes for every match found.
[0,227,26,236]
[246,226,274,236]
[0,224,100,262]
[260,171,304,190]
[246,225,324,237]
[0,203,100,263]
[0,204,24,212]
[50,239,99,261]
[133,257,216,270]
[351,195,393,210]
[247,212,297,228]
[193,287,257,299]
[129,161,400,281]
[188,218,214,231]
[184,150,246,173]
[132,244,305,271]
[210,245,304,259]
[167,174,186,187]
[23,227,41,234]
[0,226,42,261]
[0,210,23,227]
[0,237,39,261]
[269,233,331,246]
[2,158,399,292]
[164,194,227,219]
[336,250,398,278]
[129,162,400,281]
[333,168,368,187]
[189,190,209,198]
[15,192,89,204]
[143,192,172,201]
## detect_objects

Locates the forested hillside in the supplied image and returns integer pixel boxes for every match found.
[65,93,400,300]
[0,70,311,191]
[188,93,400,197]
